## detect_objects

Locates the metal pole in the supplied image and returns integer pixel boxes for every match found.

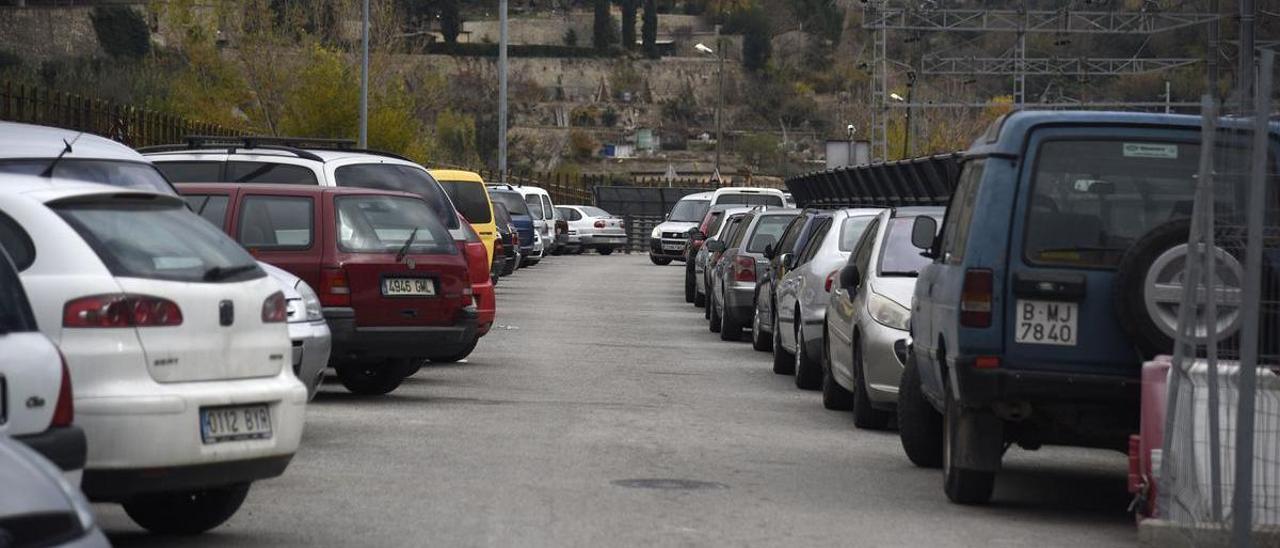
[1164,80,1171,113]
[1230,48,1272,548]
[1208,0,1220,96]
[1238,0,1255,101]
[358,0,369,148]
[714,37,724,187]
[498,0,509,183]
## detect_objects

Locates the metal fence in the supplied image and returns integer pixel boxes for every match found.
[783,153,963,208]
[0,81,244,147]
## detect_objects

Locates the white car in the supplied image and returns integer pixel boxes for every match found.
[259,263,331,400]
[649,191,713,265]
[0,175,306,535]
[0,245,85,485]
[710,187,787,208]
[556,205,626,255]
[513,185,557,258]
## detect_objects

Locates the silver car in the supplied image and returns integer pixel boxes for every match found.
[773,208,882,390]
[824,208,943,428]
[696,208,753,318]
[708,209,799,340]
[0,436,109,547]
[557,205,627,254]
[260,263,332,400]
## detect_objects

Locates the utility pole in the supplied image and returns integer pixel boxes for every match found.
[358,0,369,148]
[715,36,725,187]
[1239,0,1255,102]
[498,0,509,183]
[1208,0,1220,96]
[1164,80,1172,113]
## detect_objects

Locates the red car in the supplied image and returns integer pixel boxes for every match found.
[177,183,478,395]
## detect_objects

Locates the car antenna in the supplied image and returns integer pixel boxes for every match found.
[40,133,83,178]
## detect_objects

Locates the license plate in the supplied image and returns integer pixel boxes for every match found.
[662,243,684,251]
[383,277,435,296]
[200,404,272,444]
[1015,300,1078,346]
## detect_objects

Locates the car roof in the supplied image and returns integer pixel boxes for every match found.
[758,207,800,216]
[681,191,713,200]
[969,110,1280,157]
[0,122,147,162]
[892,206,946,217]
[0,173,183,204]
[429,169,485,183]
[142,146,421,165]
[173,182,421,199]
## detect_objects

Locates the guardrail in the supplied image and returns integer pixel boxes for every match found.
[784,153,964,208]
[621,214,662,254]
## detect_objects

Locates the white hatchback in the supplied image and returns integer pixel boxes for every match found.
[0,175,306,535]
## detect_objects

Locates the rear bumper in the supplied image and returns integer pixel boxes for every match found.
[15,425,87,473]
[649,238,687,260]
[325,307,479,360]
[582,234,627,248]
[723,284,756,323]
[953,358,1141,407]
[84,454,292,502]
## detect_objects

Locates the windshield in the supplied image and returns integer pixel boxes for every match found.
[579,206,612,218]
[838,215,876,251]
[437,180,493,224]
[335,196,455,255]
[669,199,710,222]
[54,198,263,283]
[1025,139,1203,268]
[880,217,937,276]
[493,203,513,226]
[333,164,459,229]
[0,159,176,195]
[715,194,783,207]
[490,191,529,216]
[747,214,795,253]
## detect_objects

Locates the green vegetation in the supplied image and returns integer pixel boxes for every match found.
[89,6,151,59]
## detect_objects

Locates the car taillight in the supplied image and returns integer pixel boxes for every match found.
[51,352,73,427]
[733,256,756,282]
[320,268,350,307]
[262,291,287,323]
[594,220,606,228]
[960,268,994,328]
[63,294,183,327]
[825,270,839,292]
[460,217,481,244]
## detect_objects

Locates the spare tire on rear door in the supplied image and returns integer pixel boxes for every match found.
[1112,219,1244,359]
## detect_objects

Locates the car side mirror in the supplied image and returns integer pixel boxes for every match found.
[911,216,939,252]
[779,252,794,269]
[840,265,860,289]
[763,243,775,259]
[664,213,670,221]
[690,228,706,241]
[707,239,726,253]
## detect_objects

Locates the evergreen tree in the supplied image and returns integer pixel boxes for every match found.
[593,0,616,50]
[440,0,461,44]
[740,5,770,72]
[642,0,658,58]
[619,0,638,51]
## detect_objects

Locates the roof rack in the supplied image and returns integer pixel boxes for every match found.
[136,135,413,163]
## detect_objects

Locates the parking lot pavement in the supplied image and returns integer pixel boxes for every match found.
[97,253,1138,547]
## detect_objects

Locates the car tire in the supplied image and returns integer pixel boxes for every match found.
[852,333,893,429]
[599,248,615,255]
[336,360,409,395]
[821,328,854,410]
[684,262,696,303]
[772,310,794,375]
[752,306,773,352]
[650,255,671,265]
[898,353,944,468]
[794,319,822,390]
[694,284,707,308]
[122,483,250,535]
[943,389,998,505]
[709,291,722,333]
[719,299,742,341]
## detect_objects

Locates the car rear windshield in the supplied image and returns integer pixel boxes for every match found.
[838,215,876,251]
[668,199,710,222]
[0,247,36,333]
[715,194,783,207]
[333,164,459,230]
[524,195,544,218]
[437,180,492,224]
[579,206,612,218]
[1025,139,1202,268]
[746,214,795,253]
[490,191,529,216]
[493,203,513,226]
[335,196,455,255]
[880,217,937,276]
[53,197,263,283]
[0,159,176,195]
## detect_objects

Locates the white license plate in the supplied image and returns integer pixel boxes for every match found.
[383,277,435,296]
[662,243,684,251]
[200,404,272,444]
[1015,300,1078,346]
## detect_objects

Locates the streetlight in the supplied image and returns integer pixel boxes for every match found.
[695,41,724,186]
[889,93,905,102]
[358,0,369,148]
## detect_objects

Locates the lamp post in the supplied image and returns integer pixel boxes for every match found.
[358,0,369,148]
[498,0,509,183]
[695,41,724,186]
[889,92,906,159]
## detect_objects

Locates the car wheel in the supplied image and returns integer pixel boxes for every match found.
[336,360,410,395]
[599,248,615,255]
[709,290,722,333]
[943,388,999,505]
[719,297,742,341]
[772,310,794,375]
[684,262,696,303]
[897,352,943,468]
[752,306,773,352]
[694,283,707,308]
[852,333,893,429]
[821,326,854,410]
[650,255,671,265]
[122,483,250,535]
[794,318,822,390]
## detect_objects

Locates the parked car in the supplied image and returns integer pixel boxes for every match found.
[0,436,108,547]
[488,186,537,265]
[773,208,880,389]
[558,205,627,255]
[514,185,558,258]
[493,202,520,276]
[431,169,499,265]
[824,207,943,429]
[0,245,85,484]
[257,263,332,401]
[456,213,498,338]
[707,208,798,341]
[0,176,306,534]
[710,187,787,207]
[551,206,574,254]
[175,183,478,394]
[752,209,824,354]
[649,191,712,265]
[900,111,1244,505]
[685,205,735,304]
[695,208,753,315]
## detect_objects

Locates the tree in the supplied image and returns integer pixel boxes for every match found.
[90,6,151,59]
[739,5,770,73]
[642,0,658,58]
[593,0,616,51]
[619,0,638,50]
[440,0,461,44]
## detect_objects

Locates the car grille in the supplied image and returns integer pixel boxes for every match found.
[662,232,687,239]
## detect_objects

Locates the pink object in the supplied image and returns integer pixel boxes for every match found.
[1129,356,1172,520]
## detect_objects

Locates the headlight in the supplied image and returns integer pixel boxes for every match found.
[651,227,662,239]
[295,279,324,322]
[867,291,910,331]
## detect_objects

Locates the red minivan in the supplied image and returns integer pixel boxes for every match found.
[177,184,478,395]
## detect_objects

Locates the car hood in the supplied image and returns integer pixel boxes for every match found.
[655,221,698,234]
[870,276,917,308]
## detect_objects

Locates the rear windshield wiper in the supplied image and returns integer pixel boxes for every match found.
[204,263,259,281]
[395,227,420,263]
[881,270,920,277]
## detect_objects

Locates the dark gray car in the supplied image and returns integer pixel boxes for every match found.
[708,209,799,341]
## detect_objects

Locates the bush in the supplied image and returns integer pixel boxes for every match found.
[569,130,597,159]
[90,6,151,59]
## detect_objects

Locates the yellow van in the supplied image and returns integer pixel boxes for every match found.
[430,169,498,262]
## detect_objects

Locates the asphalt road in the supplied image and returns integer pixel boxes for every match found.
[98,253,1137,547]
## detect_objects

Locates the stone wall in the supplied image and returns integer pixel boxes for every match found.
[0,6,105,61]
[462,12,713,46]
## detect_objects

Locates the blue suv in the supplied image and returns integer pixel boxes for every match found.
[897,111,1276,505]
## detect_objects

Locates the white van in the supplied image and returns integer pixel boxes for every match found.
[514,185,557,259]
[710,187,787,208]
